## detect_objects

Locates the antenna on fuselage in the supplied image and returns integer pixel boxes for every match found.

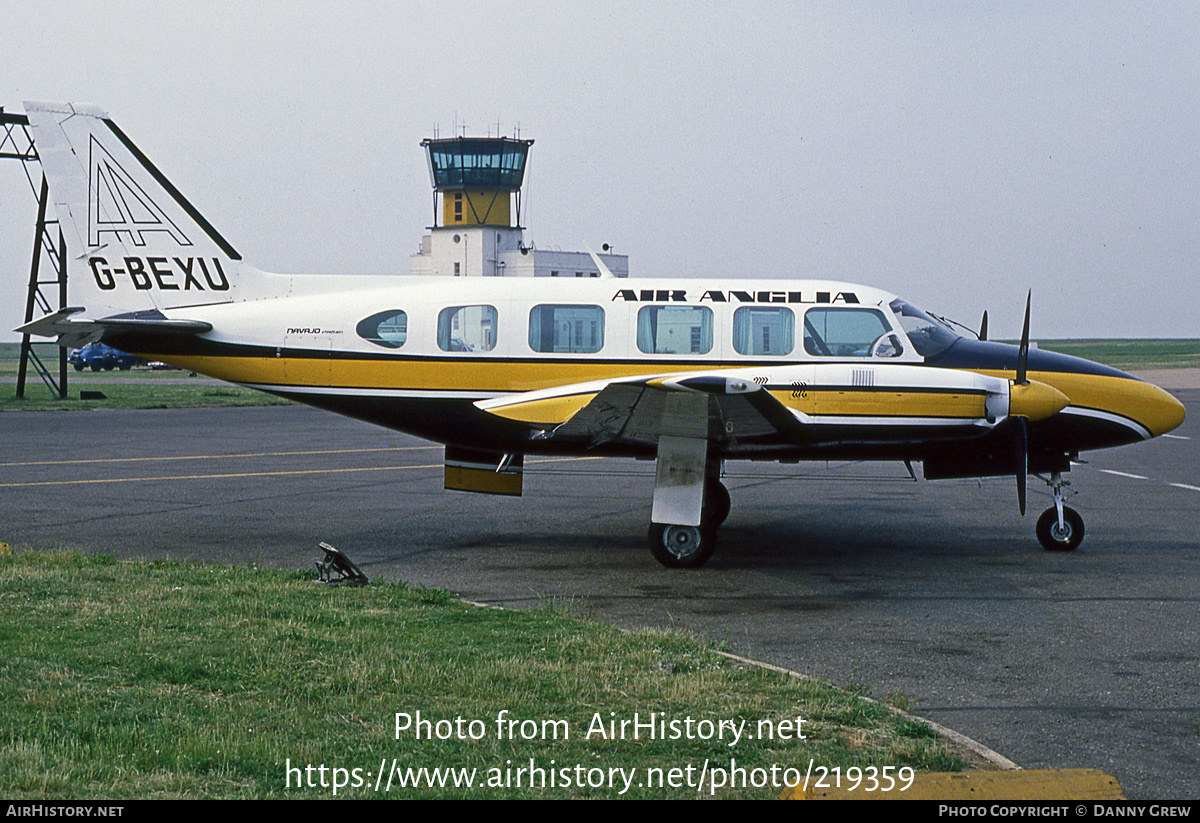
[584,242,616,278]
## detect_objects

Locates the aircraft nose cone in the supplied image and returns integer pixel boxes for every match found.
[1136,381,1186,437]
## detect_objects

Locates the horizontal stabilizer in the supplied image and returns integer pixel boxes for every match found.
[15,307,212,349]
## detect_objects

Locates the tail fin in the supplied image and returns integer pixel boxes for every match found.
[23,102,247,316]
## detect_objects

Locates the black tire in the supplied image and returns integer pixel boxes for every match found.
[648,523,717,568]
[704,478,731,528]
[1037,506,1085,551]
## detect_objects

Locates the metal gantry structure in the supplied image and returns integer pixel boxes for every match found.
[1,108,69,399]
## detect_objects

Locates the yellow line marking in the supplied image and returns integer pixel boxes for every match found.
[0,455,601,488]
[0,464,446,488]
[0,446,441,468]
[527,456,604,465]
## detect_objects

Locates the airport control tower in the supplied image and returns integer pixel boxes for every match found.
[410,134,628,278]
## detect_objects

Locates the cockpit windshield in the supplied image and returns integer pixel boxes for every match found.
[889,298,962,359]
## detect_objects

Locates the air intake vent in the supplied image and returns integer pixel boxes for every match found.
[851,369,875,387]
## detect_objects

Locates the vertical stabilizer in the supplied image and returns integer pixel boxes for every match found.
[23,102,249,315]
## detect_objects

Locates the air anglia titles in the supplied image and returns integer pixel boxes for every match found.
[612,288,859,304]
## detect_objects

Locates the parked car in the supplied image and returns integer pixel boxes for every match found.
[68,343,143,372]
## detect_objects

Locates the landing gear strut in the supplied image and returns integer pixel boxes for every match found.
[1035,471,1085,551]
[647,434,731,567]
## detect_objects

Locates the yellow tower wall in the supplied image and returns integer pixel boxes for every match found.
[443,190,513,226]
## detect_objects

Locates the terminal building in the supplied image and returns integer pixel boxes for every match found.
[409,135,628,279]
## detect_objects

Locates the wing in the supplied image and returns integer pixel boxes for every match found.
[475,362,1032,452]
[475,370,808,449]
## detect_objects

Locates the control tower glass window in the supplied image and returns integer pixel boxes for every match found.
[426,138,531,190]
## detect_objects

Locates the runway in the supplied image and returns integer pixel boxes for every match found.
[2,389,1197,799]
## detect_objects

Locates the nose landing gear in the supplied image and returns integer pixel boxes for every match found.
[1035,471,1085,551]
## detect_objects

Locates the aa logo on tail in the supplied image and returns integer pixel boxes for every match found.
[88,134,192,249]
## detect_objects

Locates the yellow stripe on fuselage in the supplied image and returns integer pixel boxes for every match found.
[150,353,991,420]
[148,352,1182,435]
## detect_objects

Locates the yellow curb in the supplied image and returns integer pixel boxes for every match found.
[780,768,1124,800]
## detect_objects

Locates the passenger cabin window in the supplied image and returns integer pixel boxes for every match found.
[356,310,408,349]
[438,305,497,352]
[732,307,794,356]
[637,306,713,355]
[529,304,604,353]
[803,308,903,358]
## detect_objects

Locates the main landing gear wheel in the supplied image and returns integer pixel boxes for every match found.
[1036,506,1085,552]
[649,523,717,568]
[704,478,731,528]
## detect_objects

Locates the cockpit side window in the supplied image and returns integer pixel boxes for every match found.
[889,298,961,359]
[803,307,903,358]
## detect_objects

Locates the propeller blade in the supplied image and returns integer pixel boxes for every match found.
[1016,290,1031,386]
[1015,416,1028,515]
[979,310,988,341]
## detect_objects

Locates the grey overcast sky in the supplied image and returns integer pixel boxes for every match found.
[2,1,1198,340]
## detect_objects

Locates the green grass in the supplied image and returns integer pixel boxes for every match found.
[1,343,289,411]
[1033,339,1200,370]
[1,382,291,412]
[0,550,970,799]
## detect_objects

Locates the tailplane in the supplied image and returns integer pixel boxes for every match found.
[23,102,253,316]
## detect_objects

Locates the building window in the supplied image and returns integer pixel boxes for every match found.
[356,310,408,349]
[636,306,713,355]
[453,262,461,276]
[438,305,498,352]
[528,304,605,353]
[732,307,794,356]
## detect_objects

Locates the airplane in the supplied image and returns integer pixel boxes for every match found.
[15,102,1186,567]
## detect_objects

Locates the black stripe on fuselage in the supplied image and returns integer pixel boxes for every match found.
[927,338,1134,380]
